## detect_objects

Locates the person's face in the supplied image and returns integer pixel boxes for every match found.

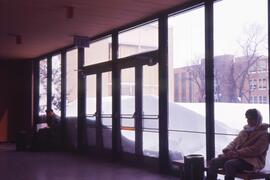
[246,116,257,127]
[46,111,54,117]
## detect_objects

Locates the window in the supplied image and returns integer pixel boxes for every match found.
[168,6,206,161]
[263,96,267,104]
[214,0,268,154]
[121,68,135,153]
[39,59,47,115]
[143,65,159,157]
[66,49,78,117]
[118,22,158,58]
[85,36,112,66]
[263,79,267,89]
[102,72,112,149]
[259,79,262,89]
[86,75,97,146]
[51,54,61,116]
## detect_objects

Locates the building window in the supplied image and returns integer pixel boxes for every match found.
[254,96,258,104]
[259,79,262,90]
[263,78,267,89]
[181,72,187,102]
[263,96,267,104]
[259,96,263,104]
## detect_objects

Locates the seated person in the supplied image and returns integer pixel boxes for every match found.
[207,108,269,180]
[45,109,60,130]
[36,109,60,131]
[32,109,61,151]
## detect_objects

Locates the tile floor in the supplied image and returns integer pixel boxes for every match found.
[0,144,178,180]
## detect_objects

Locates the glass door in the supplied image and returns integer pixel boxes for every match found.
[121,68,136,154]
[102,72,113,149]
[86,75,97,146]
[142,64,159,157]
[85,71,113,150]
[120,63,159,157]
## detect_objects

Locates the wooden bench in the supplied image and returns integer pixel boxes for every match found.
[216,169,270,180]
[172,160,270,180]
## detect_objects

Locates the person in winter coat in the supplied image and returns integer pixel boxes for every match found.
[207,108,269,180]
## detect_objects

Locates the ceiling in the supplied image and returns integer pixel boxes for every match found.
[0,0,191,60]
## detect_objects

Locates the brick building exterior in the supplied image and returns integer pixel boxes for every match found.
[174,55,268,104]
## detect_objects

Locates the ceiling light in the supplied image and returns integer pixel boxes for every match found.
[66,6,74,19]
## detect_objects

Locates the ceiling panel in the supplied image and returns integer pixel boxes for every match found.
[0,0,191,60]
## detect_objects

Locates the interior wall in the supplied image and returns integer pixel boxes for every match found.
[0,60,32,142]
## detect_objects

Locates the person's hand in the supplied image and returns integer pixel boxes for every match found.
[225,151,239,158]
[222,148,230,154]
[218,154,225,158]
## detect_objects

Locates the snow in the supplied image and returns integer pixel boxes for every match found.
[65,95,270,171]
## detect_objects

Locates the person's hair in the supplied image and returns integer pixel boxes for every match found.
[245,108,262,124]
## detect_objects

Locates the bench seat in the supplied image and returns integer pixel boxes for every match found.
[172,160,270,180]
[217,169,270,180]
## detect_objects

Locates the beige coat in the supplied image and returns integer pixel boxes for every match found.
[222,124,269,171]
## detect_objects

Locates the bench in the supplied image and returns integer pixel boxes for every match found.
[216,168,270,180]
[172,160,270,180]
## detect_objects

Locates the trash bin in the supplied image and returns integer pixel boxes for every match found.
[184,154,204,180]
[16,130,28,151]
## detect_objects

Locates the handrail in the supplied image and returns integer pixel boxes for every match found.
[101,114,113,118]
[120,114,134,119]
[142,114,159,120]
[86,113,96,118]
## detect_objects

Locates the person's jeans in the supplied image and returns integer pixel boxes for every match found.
[206,157,253,180]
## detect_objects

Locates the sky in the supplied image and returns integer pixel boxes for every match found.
[169,0,268,68]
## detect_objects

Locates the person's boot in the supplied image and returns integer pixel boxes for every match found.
[224,175,234,180]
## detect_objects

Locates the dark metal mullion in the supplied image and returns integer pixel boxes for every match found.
[267,0,270,122]
[61,50,67,145]
[96,73,103,149]
[81,50,158,76]
[158,15,169,173]
[205,0,215,161]
[33,60,40,129]
[135,66,143,157]
[82,61,113,75]
[47,56,52,111]
[112,32,122,160]
[77,47,87,152]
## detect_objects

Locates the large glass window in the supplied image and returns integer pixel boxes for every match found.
[118,21,158,58]
[66,49,78,148]
[66,49,78,117]
[39,59,47,115]
[168,7,206,161]
[51,54,61,116]
[85,36,112,66]
[214,0,268,156]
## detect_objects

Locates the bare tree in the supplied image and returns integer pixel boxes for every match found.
[39,58,62,114]
[177,24,267,103]
[186,60,205,102]
[233,23,267,103]
[39,60,47,113]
